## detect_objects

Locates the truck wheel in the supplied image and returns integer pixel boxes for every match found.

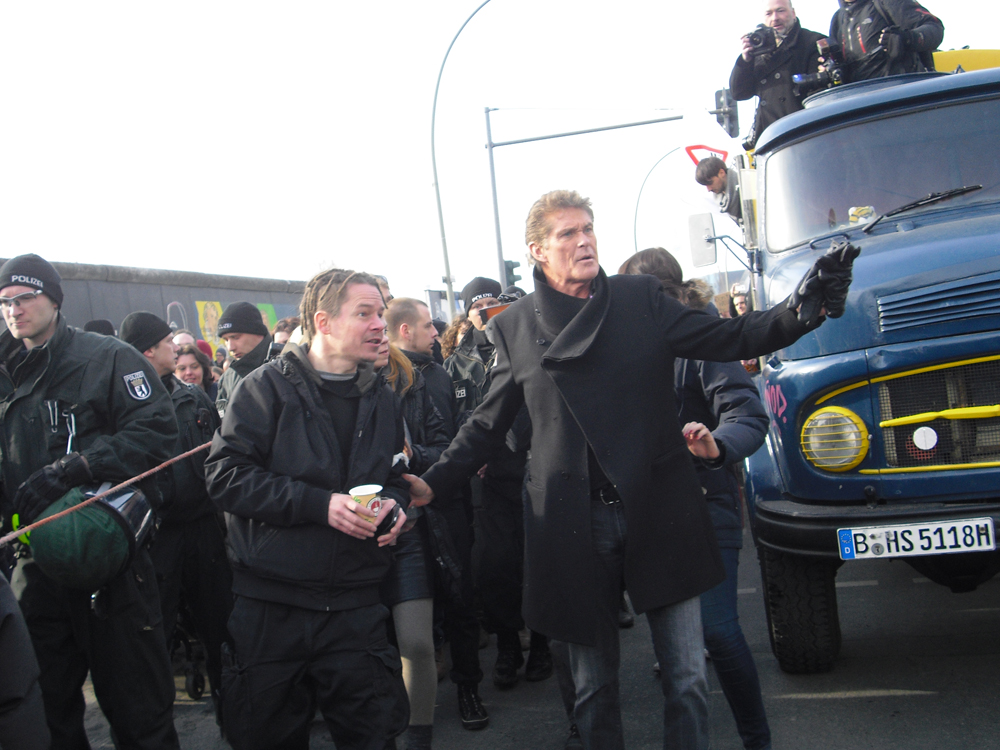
[758,547,842,674]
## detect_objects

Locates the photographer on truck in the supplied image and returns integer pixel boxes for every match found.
[829,0,944,81]
[730,0,824,149]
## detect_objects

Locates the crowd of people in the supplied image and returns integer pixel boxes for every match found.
[0,1,937,747]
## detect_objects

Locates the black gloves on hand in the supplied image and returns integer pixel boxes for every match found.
[788,240,861,329]
[13,452,92,525]
[879,26,919,59]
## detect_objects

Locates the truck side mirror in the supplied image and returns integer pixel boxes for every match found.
[689,213,718,267]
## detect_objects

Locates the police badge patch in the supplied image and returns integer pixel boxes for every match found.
[123,371,152,400]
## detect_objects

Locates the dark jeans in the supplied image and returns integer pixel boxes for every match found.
[149,515,233,702]
[222,596,409,750]
[13,551,180,750]
[701,546,772,750]
[552,499,709,750]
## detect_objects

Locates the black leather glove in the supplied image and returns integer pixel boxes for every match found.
[879,26,914,59]
[789,240,860,328]
[13,452,92,525]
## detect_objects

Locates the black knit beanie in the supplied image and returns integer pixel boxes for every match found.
[120,312,173,354]
[0,254,64,307]
[461,277,502,312]
[218,302,269,338]
[84,319,116,336]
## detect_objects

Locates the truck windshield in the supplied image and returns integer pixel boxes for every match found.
[764,97,1000,252]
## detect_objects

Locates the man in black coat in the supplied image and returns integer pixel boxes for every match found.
[406,190,852,749]
[730,0,825,148]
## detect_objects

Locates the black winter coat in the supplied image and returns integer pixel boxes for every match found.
[395,367,450,477]
[404,349,460,437]
[675,358,767,549]
[730,19,825,144]
[422,267,814,645]
[831,0,944,80]
[0,319,178,527]
[160,377,221,524]
[204,343,408,612]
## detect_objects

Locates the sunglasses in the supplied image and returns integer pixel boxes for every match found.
[0,289,44,308]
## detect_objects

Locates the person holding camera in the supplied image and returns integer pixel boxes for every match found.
[730,0,825,149]
[830,0,943,82]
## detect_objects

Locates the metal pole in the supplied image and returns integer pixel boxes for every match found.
[632,146,681,252]
[485,107,506,286]
[491,114,683,148]
[431,0,494,320]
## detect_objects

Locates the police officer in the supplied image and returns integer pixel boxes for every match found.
[120,311,230,723]
[0,254,180,749]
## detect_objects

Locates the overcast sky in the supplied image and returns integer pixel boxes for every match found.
[1,1,992,304]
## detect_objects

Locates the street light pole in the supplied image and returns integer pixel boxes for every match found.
[633,146,682,252]
[485,107,506,285]
[431,0,494,319]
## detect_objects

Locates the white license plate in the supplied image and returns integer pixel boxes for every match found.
[838,517,996,560]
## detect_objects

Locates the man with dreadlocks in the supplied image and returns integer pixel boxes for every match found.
[205,268,411,750]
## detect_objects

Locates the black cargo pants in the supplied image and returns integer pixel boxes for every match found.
[222,596,409,750]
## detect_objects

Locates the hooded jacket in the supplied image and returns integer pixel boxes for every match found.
[204,342,408,612]
[674,357,768,548]
[831,0,944,80]
[215,332,273,418]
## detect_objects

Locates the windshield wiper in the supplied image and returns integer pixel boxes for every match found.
[863,185,983,234]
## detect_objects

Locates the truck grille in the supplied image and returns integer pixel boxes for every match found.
[877,270,1000,333]
[878,358,1000,468]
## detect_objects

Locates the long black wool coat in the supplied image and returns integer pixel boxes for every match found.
[423,268,813,645]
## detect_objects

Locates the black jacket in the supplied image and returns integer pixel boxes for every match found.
[423,267,814,645]
[730,19,825,144]
[204,343,408,612]
[160,377,221,524]
[403,349,460,437]
[394,366,450,477]
[215,333,273,418]
[0,318,178,528]
[443,330,490,418]
[675,358,768,549]
[831,0,944,80]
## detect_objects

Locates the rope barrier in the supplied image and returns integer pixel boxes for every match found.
[0,441,213,549]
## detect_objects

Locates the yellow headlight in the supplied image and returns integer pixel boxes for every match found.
[801,406,870,472]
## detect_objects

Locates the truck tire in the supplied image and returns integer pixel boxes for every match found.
[758,547,842,674]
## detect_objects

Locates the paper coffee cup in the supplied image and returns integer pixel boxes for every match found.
[349,484,383,517]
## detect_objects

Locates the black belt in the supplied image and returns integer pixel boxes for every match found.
[591,485,621,505]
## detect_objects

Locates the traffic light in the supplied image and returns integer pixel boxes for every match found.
[715,88,739,138]
[504,260,521,288]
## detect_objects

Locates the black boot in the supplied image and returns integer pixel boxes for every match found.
[525,632,553,682]
[457,684,489,730]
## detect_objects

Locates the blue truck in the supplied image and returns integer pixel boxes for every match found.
[694,66,1000,674]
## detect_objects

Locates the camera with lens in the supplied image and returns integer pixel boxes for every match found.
[792,38,847,91]
[745,24,777,57]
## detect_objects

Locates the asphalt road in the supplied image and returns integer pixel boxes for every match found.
[84,526,1000,749]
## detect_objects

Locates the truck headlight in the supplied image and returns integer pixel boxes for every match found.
[801,406,870,472]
